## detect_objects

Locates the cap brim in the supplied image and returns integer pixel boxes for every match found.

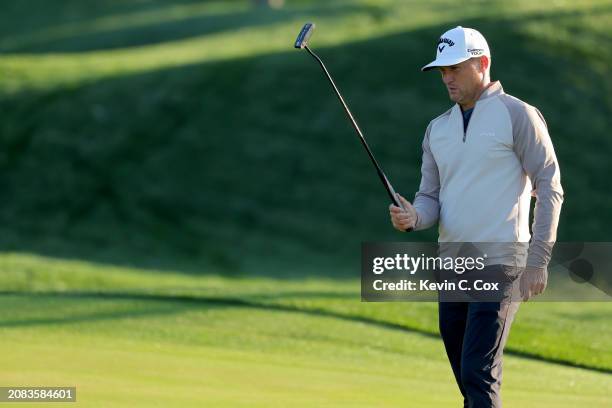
[421,56,471,72]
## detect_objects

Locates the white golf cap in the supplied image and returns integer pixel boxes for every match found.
[421,26,490,71]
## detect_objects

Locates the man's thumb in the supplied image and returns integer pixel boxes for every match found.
[398,194,412,208]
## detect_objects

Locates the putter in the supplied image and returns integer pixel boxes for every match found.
[294,23,412,231]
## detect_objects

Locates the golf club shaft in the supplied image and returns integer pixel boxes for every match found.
[304,46,412,229]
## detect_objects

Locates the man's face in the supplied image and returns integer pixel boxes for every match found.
[438,57,486,106]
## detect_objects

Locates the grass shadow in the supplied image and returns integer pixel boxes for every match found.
[1,289,610,374]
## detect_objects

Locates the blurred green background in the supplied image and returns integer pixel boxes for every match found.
[0,0,610,406]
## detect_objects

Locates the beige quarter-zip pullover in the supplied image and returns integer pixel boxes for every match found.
[413,81,564,268]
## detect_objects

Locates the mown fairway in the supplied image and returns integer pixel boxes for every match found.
[0,0,610,406]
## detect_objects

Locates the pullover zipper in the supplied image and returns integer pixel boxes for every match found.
[463,106,474,143]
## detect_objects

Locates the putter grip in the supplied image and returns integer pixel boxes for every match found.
[391,196,414,232]
[384,176,414,233]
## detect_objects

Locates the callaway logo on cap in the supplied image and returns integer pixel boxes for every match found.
[421,26,490,71]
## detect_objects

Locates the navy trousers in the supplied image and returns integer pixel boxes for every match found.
[438,300,520,407]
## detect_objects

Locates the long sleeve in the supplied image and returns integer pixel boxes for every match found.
[507,101,564,268]
[413,122,441,231]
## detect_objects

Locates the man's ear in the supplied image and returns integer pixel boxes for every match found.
[480,55,490,73]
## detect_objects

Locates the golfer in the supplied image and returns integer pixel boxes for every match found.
[389,26,564,407]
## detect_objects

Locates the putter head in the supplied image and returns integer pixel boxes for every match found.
[294,23,315,49]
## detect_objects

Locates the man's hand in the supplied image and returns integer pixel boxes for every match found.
[519,266,548,301]
[389,194,417,232]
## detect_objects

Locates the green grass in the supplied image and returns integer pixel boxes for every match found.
[2,252,611,372]
[0,253,611,407]
[0,0,610,406]
[0,0,610,266]
[2,314,607,407]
